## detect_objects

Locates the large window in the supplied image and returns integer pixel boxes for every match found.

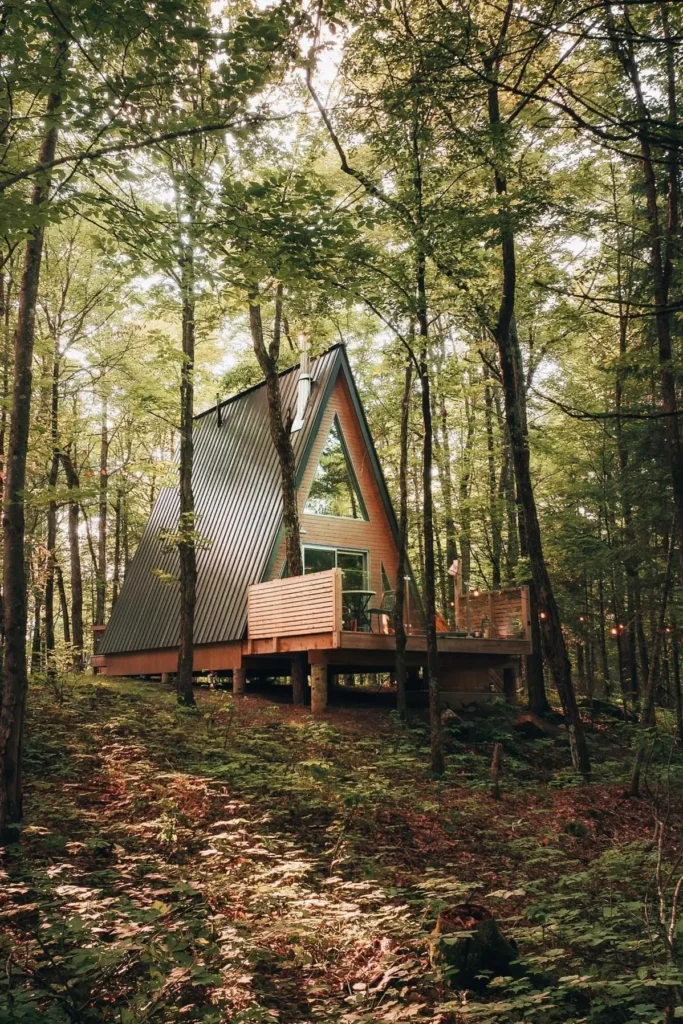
[303,417,368,520]
[303,546,368,590]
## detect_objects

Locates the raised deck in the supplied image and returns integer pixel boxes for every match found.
[94,569,531,707]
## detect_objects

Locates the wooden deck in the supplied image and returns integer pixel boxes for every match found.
[93,570,531,684]
[246,568,531,655]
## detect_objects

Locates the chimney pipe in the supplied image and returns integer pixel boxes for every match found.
[291,336,311,433]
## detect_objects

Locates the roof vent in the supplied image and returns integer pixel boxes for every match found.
[291,335,311,433]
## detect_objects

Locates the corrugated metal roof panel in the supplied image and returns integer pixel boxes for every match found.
[99,346,343,654]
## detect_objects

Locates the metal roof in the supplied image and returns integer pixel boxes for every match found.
[100,345,373,655]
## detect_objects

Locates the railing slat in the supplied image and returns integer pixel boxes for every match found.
[248,568,341,640]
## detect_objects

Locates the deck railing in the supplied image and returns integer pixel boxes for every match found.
[247,568,343,639]
[454,585,530,640]
[247,570,531,644]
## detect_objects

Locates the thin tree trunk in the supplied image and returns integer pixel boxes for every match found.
[250,285,303,582]
[416,260,444,774]
[44,341,60,674]
[496,389,519,581]
[176,250,197,706]
[112,485,121,610]
[56,564,71,647]
[60,447,83,671]
[395,356,413,717]
[458,394,475,587]
[672,615,683,745]
[484,370,503,587]
[438,394,458,626]
[0,269,11,517]
[629,532,674,797]
[95,398,108,626]
[411,93,444,773]
[608,13,683,582]
[0,72,63,832]
[487,67,589,778]
[31,588,43,673]
[598,575,611,696]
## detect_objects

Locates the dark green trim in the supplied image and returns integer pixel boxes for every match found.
[259,349,344,586]
[295,350,343,488]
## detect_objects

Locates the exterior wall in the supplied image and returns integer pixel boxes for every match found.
[437,655,519,709]
[268,374,399,602]
[96,641,244,676]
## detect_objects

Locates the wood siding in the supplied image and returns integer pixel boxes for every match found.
[269,374,399,603]
[248,568,342,639]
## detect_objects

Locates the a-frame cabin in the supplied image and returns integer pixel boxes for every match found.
[95,344,532,708]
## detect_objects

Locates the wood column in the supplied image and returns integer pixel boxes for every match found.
[310,663,328,715]
[233,667,246,696]
[291,655,306,705]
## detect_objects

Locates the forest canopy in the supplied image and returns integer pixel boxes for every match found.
[1,0,683,1019]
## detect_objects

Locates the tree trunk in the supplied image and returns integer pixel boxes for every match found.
[44,342,60,674]
[95,398,108,626]
[484,371,503,587]
[112,485,121,610]
[438,393,458,626]
[0,270,10,519]
[597,575,611,696]
[672,616,683,745]
[629,534,674,797]
[31,588,43,673]
[60,448,84,671]
[0,75,63,832]
[176,251,197,706]
[56,564,71,647]
[607,13,683,583]
[250,285,303,579]
[394,356,412,718]
[458,395,475,586]
[495,390,520,582]
[416,255,444,775]
[487,70,589,779]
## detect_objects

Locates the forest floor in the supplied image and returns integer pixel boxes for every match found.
[1,676,682,1024]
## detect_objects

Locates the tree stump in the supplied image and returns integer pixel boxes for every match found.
[430,904,519,990]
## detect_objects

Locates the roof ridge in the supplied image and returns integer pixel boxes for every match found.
[195,342,345,421]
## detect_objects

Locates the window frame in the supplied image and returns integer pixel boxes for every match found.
[302,414,369,522]
[302,544,370,590]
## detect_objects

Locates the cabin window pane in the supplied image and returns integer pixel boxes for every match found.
[337,550,367,590]
[303,417,368,520]
[303,546,368,590]
[304,547,336,574]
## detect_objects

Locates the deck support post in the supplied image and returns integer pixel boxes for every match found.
[161,672,171,685]
[291,655,306,705]
[503,665,517,705]
[310,662,328,715]
[233,667,247,696]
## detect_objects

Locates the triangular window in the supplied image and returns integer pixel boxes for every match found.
[303,416,369,520]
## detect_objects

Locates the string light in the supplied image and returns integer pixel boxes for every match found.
[610,626,619,637]
[539,611,548,620]
[472,588,481,598]
[579,615,585,623]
